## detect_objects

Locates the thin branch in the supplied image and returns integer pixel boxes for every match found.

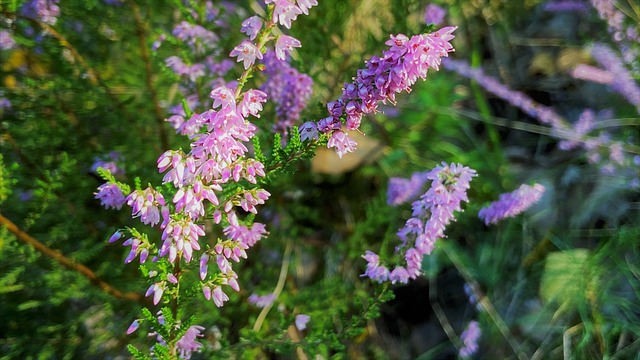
[253,239,292,333]
[0,212,146,303]
[127,1,170,151]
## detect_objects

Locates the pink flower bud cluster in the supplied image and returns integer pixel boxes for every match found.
[313,27,457,158]
[478,184,545,225]
[262,50,313,135]
[363,163,476,284]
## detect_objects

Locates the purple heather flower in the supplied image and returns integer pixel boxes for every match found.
[173,21,218,53]
[261,50,314,135]
[319,27,457,157]
[275,35,301,61]
[571,64,613,85]
[109,230,123,243]
[478,183,545,225]
[165,56,205,81]
[126,319,140,335]
[543,1,589,12]
[238,89,268,118]
[248,293,276,308]
[387,171,430,206]
[126,187,165,227]
[424,4,446,25]
[175,325,205,359]
[95,183,126,210]
[299,121,318,141]
[296,0,318,15]
[364,163,476,284]
[91,152,124,176]
[230,40,263,69]
[295,314,310,331]
[0,97,12,111]
[268,0,303,29]
[459,320,481,358]
[0,30,17,50]
[241,16,262,40]
[444,58,569,130]
[590,44,640,110]
[327,131,358,159]
[21,0,60,26]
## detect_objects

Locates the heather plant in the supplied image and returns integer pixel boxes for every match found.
[1,0,639,359]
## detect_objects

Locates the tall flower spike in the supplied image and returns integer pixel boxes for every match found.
[318,27,457,157]
[478,183,545,225]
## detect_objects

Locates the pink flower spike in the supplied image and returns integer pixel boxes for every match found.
[295,314,310,331]
[126,319,140,335]
[275,35,302,61]
[240,15,262,40]
[230,40,263,70]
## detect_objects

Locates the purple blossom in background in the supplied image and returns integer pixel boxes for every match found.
[0,97,11,111]
[478,184,545,225]
[557,109,597,151]
[363,163,476,284]
[387,171,430,206]
[571,64,613,85]
[590,0,640,68]
[590,44,640,110]
[319,27,457,158]
[542,0,589,12]
[0,30,17,50]
[21,0,60,25]
[173,21,218,54]
[443,58,569,130]
[295,314,310,331]
[459,320,481,358]
[424,4,446,25]
[95,183,126,210]
[91,152,124,176]
[262,50,313,135]
[248,293,276,308]
[165,56,206,82]
[175,325,205,359]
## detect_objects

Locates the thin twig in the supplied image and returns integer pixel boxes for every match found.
[0,213,145,303]
[252,239,293,333]
[127,1,170,151]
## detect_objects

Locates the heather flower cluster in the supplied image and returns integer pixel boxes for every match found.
[386,171,430,206]
[443,58,568,130]
[20,0,60,26]
[311,27,457,158]
[363,163,476,284]
[459,320,481,358]
[590,0,640,67]
[261,50,314,135]
[444,58,638,182]
[542,0,589,12]
[127,314,205,360]
[590,44,640,110]
[0,30,16,51]
[478,183,545,225]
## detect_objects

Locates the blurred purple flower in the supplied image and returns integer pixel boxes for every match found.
[459,320,481,358]
[542,1,589,12]
[0,31,17,50]
[387,171,430,206]
[478,184,545,225]
[424,4,446,25]
[295,314,310,331]
[95,183,126,210]
[21,0,60,26]
[248,293,276,308]
[591,44,640,110]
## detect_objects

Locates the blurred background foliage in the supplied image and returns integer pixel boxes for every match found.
[1,0,639,359]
